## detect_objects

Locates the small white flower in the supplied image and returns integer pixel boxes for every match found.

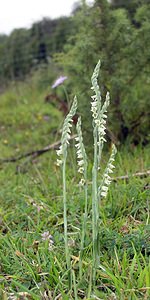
[95,120,101,126]
[78,160,84,166]
[56,148,63,156]
[78,167,84,174]
[109,164,115,168]
[106,91,110,100]
[76,116,87,177]
[92,112,98,119]
[77,149,82,155]
[105,179,111,185]
[100,137,107,142]
[105,174,111,180]
[75,143,80,149]
[79,178,86,186]
[91,98,97,104]
[107,169,113,174]
[48,243,54,251]
[101,119,107,125]
[56,159,63,166]
[101,124,106,130]
[101,191,107,197]
[99,144,117,198]
[91,107,97,113]
[97,141,101,146]
[77,152,83,159]
[98,129,105,136]
[101,186,108,192]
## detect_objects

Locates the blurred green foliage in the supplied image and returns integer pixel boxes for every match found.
[0,0,150,144]
[55,0,150,144]
[0,17,74,82]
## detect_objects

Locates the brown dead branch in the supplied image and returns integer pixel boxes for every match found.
[112,170,150,182]
[0,134,77,163]
[87,170,150,187]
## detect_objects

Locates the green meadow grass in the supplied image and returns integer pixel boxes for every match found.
[0,79,150,299]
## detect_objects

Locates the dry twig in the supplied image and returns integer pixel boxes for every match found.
[112,170,150,181]
[0,134,77,163]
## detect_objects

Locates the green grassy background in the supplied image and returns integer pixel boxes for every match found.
[0,78,150,299]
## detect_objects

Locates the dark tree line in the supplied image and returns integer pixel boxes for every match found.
[0,0,149,144]
[55,0,150,144]
[0,16,75,82]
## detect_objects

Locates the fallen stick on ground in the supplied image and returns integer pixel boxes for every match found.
[112,170,150,181]
[0,134,77,163]
[1,140,150,182]
[87,170,150,186]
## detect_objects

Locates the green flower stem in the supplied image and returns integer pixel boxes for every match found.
[92,127,99,283]
[62,152,71,287]
[62,84,70,109]
[98,141,103,168]
[79,168,88,279]
[72,270,78,300]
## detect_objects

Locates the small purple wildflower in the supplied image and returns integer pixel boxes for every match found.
[41,231,53,241]
[33,203,42,213]
[51,75,68,89]
[41,231,54,251]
